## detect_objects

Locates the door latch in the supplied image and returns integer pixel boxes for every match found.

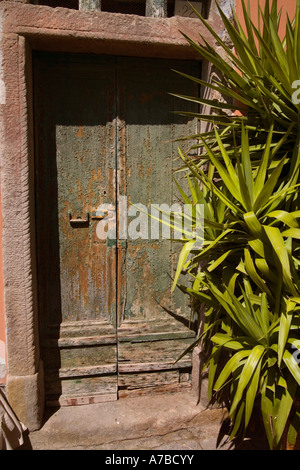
[91,210,109,220]
[69,213,90,226]
[69,210,109,226]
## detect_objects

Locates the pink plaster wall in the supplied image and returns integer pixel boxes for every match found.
[236,0,296,39]
[0,184,7,384]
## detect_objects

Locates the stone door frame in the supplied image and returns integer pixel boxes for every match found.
[0,0,224,430]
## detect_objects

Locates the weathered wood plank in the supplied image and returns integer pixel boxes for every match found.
[45,375,118,406]
[45,370,117,390]
[118,382,192,398]
[118,319,196,337]
[42,344,117,370]
[58,364,117,378]
[45,364,117,384]
[118,330,195,343]
[118,368,192,396]
[118,369,181,388]
[118,360,191,373]
[118,337,194,364]
[43,335,117,348]
[58,321,117,339]
[47,394,117,407]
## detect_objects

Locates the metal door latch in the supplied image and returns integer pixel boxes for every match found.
[69,210,109,226]
[91,210,109,220]
[69,213,90,225]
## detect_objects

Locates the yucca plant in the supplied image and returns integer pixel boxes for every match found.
[173,125,300,449]
[173,0,300,180]
[169,0,300,449]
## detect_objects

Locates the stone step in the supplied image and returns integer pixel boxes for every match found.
[27,391,229,451]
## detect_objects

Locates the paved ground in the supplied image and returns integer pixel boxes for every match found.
[21,390,268,451]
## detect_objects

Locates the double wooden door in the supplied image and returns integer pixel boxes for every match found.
[34,52,199,405]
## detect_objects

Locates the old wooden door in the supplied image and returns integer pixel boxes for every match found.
[34,52,199,406]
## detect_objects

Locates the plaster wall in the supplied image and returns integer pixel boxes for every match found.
[236,0,296,40]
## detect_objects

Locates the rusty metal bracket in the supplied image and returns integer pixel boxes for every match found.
[69,210,109,226]
[91,210,109,220]
[69,213,90,225]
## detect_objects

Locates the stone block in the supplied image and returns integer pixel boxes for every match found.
[6,363,44,431]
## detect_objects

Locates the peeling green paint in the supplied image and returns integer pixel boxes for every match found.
[79,0,101,11]
[34,52,200,402]
[146,0,167,17]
